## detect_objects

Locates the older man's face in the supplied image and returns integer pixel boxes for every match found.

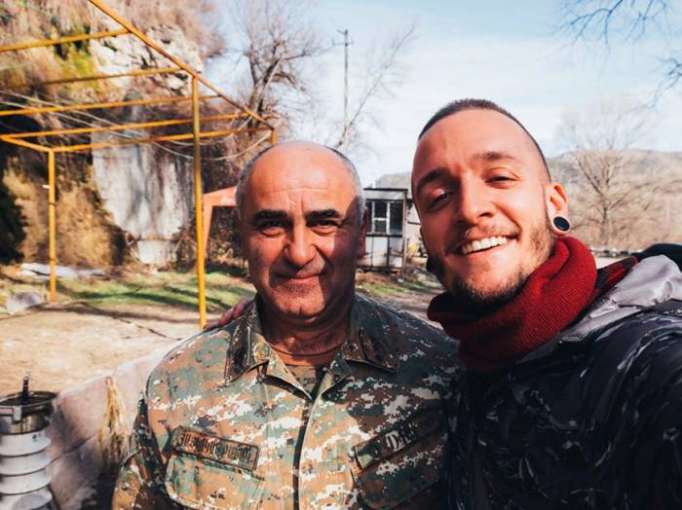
[412,109,568,310]
[240,143,366,325]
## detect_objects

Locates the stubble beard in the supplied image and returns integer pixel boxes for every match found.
[430,217,555,315]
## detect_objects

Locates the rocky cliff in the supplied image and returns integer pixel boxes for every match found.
[0,0,221,266]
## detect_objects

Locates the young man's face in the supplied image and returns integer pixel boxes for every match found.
[412,109,568,310]
[240,143,366,326]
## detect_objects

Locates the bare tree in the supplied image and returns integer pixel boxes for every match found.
[220,0,324,128]
[555,100,680,248]
[332,23,415,151]
[218,1,414,150]
[560,0,681,90]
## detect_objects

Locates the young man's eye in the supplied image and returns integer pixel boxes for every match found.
[427,191,451,211]
[488,171,516,184]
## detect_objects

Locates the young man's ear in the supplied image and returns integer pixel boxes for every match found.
[545,183,569,219]
[356,208,369,259]
[545,182,570,235]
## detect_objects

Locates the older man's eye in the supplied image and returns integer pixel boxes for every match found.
[310,220,341,233]
[258,220,285,235]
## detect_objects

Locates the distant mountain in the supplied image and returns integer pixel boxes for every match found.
[549,149,682,183]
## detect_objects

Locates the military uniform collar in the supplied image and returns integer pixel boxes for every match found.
[340,295,399,372]
[224,295,398,384]
[223,304,271,383]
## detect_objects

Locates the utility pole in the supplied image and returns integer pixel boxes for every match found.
[337,28,350,130]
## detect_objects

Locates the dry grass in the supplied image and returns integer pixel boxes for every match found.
[98,375,128,472]
[3,161,123,268]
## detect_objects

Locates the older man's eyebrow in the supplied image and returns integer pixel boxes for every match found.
[251,209,289,225]
[415,167,448,198]
[305,209,344,223]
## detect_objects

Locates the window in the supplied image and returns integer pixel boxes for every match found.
[389,201,403,235]
[368,199,403,235]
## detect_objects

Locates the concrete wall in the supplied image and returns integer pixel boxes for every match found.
[46,346,173,509]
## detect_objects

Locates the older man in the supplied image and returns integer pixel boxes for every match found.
[412,99,682,509]
[112,142,458,509]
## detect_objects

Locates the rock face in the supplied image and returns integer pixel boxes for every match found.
[91,139,194,265]
[86,24,204,265]
[90,24,204,99]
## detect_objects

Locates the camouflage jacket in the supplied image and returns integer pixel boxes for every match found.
[112,294,459,510]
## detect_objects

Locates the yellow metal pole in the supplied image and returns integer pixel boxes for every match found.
[39,66,181,86]
[0,135,50,152]
[49,127,265,153]
[0,94,218,117]
[192,76,207,328]
[0,29,129,54]
[47,150,57,303]
[10,112,247,139]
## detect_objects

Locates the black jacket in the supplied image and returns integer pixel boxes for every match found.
[449,255,682,509]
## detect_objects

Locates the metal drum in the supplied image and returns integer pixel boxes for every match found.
[0,378,56,510]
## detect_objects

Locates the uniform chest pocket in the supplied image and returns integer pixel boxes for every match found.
[164,428,263,509]
[350,408,448,509]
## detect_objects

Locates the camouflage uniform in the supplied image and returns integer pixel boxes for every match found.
[112,294,459,509]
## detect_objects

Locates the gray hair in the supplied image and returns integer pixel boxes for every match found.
[235,143,366,222]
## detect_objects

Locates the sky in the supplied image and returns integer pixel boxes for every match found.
[209,1,682,185]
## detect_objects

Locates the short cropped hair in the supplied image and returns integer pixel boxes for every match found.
[418,98,550,177]
[235,143,366,222]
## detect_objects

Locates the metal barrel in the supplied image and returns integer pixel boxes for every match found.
[0,382,57,510]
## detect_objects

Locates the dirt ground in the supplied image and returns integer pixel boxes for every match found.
[0,270,442,395]
[0,302,200,395]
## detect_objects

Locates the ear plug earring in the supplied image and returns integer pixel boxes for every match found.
[552,216,571,233]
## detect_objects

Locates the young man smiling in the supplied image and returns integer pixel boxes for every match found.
[412,99,682,509]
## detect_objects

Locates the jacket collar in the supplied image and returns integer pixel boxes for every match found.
[224,295,398,384]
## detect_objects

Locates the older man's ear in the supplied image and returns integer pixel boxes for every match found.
[356,209,369,260]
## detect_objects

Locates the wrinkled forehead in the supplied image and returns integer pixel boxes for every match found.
[245,145,358,212]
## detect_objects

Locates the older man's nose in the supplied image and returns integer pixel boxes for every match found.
[284,226,316,267]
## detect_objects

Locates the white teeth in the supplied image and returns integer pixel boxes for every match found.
[461,236,509,255]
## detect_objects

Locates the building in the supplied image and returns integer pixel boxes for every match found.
[361,186,422,271]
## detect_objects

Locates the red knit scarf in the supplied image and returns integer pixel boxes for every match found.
[427,236,601,373]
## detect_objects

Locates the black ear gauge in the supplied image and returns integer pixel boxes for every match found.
[552,216,571,232]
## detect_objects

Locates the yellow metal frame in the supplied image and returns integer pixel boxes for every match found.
[0,0,276,327]
[39,66,182,86]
